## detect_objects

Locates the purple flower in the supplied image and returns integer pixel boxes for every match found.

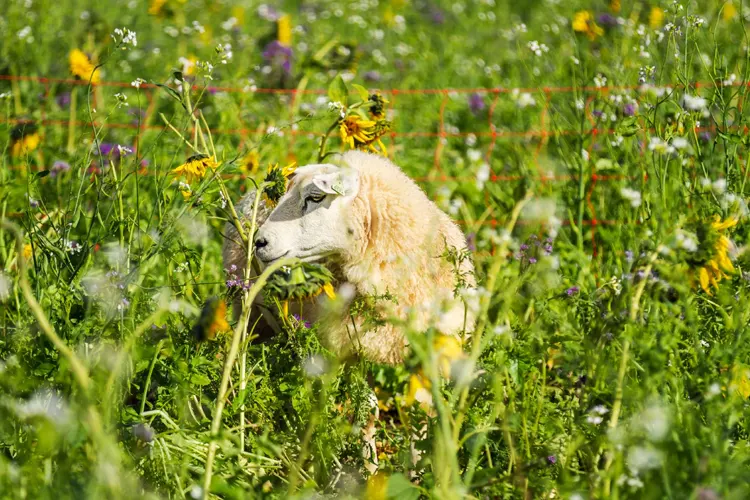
[623,103,637,116]
[50,160,71,178]
[592,109,604,118]
[520,244,529,251]
[543,244,553,255]
[56,92,71,108]
[547,455,556,464]
[625,250,634,262]
[466,232,476,251]
[528,257,538,264]
[132,423,155,442]
[566,286,579,296]
[468,93,485,114]
[699,131,712,142]
[262,41,293,74]
[363,70,381,82]
[597,13,618,27]
[429,6,445,24]
[292,314,311,329]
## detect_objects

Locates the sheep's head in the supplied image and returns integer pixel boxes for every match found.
[254,162,360,265]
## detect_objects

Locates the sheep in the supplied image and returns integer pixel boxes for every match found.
[222,150,475,364]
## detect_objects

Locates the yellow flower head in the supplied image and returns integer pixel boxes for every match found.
[277,14,292,46]
[171,154,219,184]
[241,150,260,175]
[723,2,738,21]
[687,216,737,295]
[69,49,100,84]
[192,297,231,342]
[610,0,621,13]
[10,122,40,157]
[339,114,391,156]
[433,334,465,378]
[572,11,604,41]
[23,243,33,261]
[262,162,297,205]
[649,7,665,29]
[405,372,433,407]
[364,471,389,500]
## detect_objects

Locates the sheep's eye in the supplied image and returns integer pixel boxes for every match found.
[305,193,326,205]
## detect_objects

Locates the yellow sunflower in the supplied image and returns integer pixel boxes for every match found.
[339,114,391,155]
[262,162,297,206]
[240,150,260,175]
[171,154,219,183]
[572,11,604,41]
[10,122,40,157]
[687,216,737,295]
[69,49,100,84]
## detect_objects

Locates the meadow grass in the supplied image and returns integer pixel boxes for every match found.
[2,0,750,498]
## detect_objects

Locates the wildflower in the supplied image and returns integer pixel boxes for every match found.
[171,154,219,183]
[262,41,293,74]
[339,114,391,155]
[547,455,557,464]
[132,423,155,443]
[111,27,137,49]
[50,160,70,178]
[468,93,485,114]
[277,14,292,46]
[649,7,665,29]
[405,372,433,407]
[566,286,579,296]
[686,216,737,294]
[598,13,618,28]
[433,334,465,378]
[10,122,40,157]
[730,364,750,399]
[723,2,738,21]
[262,162,297,205]
[610,0,620,13]
[682,94,708,112]
[572,11,604,41]
[192,297,230,342]
[240,150,260,175]
[620,188,642,208]
[69,49,100,84]
[131,78,146,89]
[56,92,71,108]
[178,181,192,199]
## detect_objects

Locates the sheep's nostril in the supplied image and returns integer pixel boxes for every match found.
[254,237,269,249]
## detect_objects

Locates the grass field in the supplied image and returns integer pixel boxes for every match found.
[2,0,750,498]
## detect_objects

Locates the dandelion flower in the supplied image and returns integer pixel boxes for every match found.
[686,216,737,294]
[10,122,40,157]
[22,243,33,261]
[649,7,665,29]
[69,49,100,84]
[171,154,218,183]
[572,11,604,41]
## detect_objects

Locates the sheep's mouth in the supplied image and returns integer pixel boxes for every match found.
[257,250,289,264]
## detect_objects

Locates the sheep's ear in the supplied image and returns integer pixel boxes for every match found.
[312,170,359,196]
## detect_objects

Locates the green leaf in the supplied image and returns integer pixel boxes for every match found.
[190,373,211,386]
[616,116,640,137]
[595,158,616,171]
[352,83,370,102]
[153,82,183,104]
[35,170,50,179]
[328,74,348,106]
[386,474,420,500]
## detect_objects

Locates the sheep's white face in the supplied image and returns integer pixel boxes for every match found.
[254,163,360,265]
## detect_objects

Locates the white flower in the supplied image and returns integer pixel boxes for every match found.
[586,415,604,425]
[131,78,146,89]
[302,354,328,378]
[706,382,721,399]
[592,405,609,415]
[112,27,137,49]
[620,188,642,208]
[671,137,689,150]
[594,74,607,88]
[648,137,675,154]
[700,339,710,348]
[682,94,708,111]
[467,149,482,162]
[476,162,490,189]
[527,40,549,56]
[636,404,670,441]
[627,446,663,475]
[117,145,133,156]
